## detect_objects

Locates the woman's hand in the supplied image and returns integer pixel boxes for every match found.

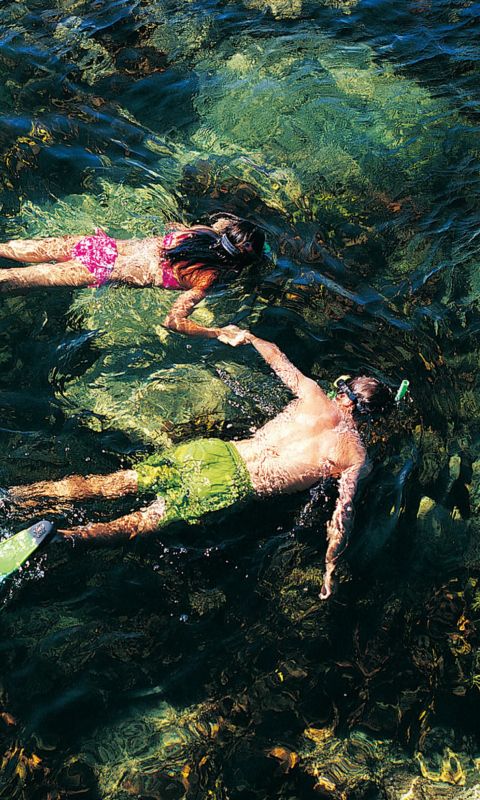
[217,325,252,346]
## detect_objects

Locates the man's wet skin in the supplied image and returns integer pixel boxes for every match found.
[7,333,382,600]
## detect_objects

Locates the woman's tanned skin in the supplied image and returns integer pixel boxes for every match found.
[0,219,262,343]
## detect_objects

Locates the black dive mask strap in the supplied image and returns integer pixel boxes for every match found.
[336,379,369,415]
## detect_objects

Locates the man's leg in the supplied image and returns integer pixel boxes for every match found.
[0,260,96,294]
[10,470,138,509]
[59,498,167,540]
[9,469,166,540]
[0,236,83,263]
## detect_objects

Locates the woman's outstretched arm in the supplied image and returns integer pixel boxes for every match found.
[163,290,251,344]
[163,288,221,337]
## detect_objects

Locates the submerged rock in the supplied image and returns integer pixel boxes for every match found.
[415,496,469,572]
[468,460,480,517]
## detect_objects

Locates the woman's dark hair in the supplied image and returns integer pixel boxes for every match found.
[164,213,265,278]
[345,376,395,419]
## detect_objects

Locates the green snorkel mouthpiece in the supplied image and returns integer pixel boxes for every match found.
[394,379,409,403]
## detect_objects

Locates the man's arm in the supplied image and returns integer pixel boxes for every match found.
[320,463,365,599]
[248,335,325,400]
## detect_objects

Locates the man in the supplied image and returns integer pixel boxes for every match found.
[7,330,394,599]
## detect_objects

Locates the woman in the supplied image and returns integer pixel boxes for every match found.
[0,213,266,340]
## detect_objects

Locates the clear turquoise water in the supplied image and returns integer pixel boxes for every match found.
[1,0,480,797]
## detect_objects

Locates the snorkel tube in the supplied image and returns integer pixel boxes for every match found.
[263,241,273,258]
[394,379,410,403]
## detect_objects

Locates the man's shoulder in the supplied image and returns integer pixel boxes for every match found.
[298,377,332,405]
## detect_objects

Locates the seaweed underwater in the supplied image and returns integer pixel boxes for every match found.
[1,0,480,797]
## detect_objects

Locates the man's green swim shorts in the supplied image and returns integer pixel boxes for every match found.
[135,438,254,528]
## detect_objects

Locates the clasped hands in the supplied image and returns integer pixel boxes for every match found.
[217,324,255,347]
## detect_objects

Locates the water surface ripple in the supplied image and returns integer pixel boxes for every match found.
[1,0,480,798]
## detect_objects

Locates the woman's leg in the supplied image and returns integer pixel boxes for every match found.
[0,259,95,294]
[10,470,138,509]
[0,236,84,263]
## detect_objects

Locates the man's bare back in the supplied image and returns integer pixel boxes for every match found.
[236,336,369,497]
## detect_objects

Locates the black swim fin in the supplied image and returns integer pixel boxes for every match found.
[0,520,53,582]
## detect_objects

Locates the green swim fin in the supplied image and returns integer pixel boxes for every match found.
[0,521,53,582]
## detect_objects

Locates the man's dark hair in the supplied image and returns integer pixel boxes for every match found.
[345,376,395,419]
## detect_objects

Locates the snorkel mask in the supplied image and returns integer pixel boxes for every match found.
[329,375,410,416]
[220,234,273,261]
[221,233,240,257]
[335,377,370,416]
